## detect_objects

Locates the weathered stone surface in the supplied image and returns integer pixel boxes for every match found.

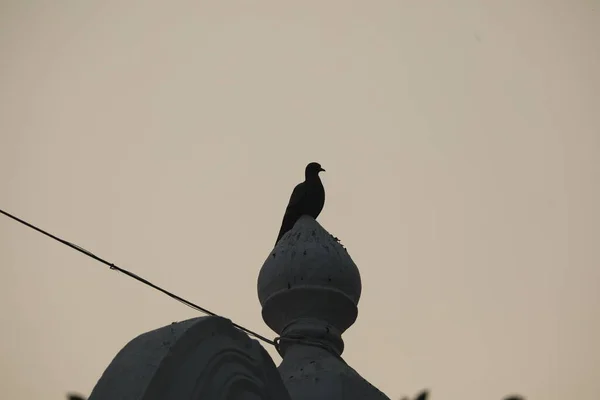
[88,316,290,400]
[277,345,390,400]
[258,215,362,345]
[258,216,390,400]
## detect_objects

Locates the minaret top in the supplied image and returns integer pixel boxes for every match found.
[258,216,390,400]
[258,215,362,355]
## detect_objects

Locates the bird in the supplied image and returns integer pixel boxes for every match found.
[67,394,87,400]
[414,390,429,400]
[275,162,326,245]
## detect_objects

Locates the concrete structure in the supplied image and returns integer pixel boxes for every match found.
[88,316,290,399]
[259,216,389,400]
[88,216,389,399]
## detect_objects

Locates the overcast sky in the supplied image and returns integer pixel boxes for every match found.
[1,1,599,399]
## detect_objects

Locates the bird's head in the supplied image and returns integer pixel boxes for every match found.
[305,162,325,179]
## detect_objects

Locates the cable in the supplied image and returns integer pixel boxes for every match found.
[0,208,275,346]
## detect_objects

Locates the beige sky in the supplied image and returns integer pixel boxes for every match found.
[1,1,599,399]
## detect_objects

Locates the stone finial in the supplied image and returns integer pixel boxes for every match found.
[258,216,390,400]
[258,215,362,356]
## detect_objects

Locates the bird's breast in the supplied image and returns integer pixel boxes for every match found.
[304,181,325,217]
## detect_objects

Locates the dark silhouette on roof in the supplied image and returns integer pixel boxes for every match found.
[414,389,429,400]
[275,162,325,245]
[399,389,524,400]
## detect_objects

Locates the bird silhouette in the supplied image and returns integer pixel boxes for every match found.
[275,162,326,245]
[414,390,429,400]
[66,394,86,400]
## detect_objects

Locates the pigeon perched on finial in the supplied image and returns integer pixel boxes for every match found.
[275,162,326,245]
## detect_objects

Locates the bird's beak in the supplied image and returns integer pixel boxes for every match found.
[319,167,326,172]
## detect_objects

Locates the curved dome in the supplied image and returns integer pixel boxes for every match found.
[257,216,389,400]
[258,216,362,336]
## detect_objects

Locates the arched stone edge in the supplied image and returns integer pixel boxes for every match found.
[89,316,290,400]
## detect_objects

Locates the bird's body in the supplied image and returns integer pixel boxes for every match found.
[275,162,326,245]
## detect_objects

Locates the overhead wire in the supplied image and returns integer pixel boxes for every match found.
[0,208,276,346]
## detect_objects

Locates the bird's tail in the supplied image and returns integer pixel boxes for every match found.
[275,228,285,246]
[275,215,295,246]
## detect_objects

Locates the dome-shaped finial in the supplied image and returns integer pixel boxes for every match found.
[258,215,362,356]
[258,216,390,400]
